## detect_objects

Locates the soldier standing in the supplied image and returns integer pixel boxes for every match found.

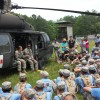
[0,81,21,100]
[15,46,26,73]
[23,44,38,71]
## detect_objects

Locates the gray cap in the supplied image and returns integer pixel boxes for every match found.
[24,88,35,99]
[95,79,100,85]
[82,60,87,65]
[81,67,89,72]
[89,65,96,71]
[36,80,44,88]
[64,64,70,69]
[61,92,76,100]
[63,69,70,77]
[40,71,49,77]
[86,54,90,58]
[73,61,80,65]
[19,73,27,78]
[2,81,11,89]
[89,59,95,64]
[58,69,64,74]
[57,81,65,90]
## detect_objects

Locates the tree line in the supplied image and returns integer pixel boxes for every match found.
[12,10,100,40]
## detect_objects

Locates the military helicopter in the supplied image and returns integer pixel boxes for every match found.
[0,0,100,70]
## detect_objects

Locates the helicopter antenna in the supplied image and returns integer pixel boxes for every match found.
[11,5,100,16]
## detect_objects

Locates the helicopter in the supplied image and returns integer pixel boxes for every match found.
[0,0,100,70]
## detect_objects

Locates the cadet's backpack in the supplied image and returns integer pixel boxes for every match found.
[35,93,46,100]
[65,80,76,94]
[16,82,26,94]
[0,94,12,100]
[81,75,92,86]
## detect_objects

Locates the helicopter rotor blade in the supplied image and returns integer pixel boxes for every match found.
[12,5,100,16]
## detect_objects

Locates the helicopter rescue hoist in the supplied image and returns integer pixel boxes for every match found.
[0,0,53,70]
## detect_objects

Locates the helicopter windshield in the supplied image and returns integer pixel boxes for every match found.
[0,34,11,53]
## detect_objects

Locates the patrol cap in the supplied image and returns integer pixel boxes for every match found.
[61,92,76,100]
[86,54,90,58]
[57,81,65,90]
[89,59,95,64]
[95,79,100,85]
[63,38,66,41]
[93,55,99,59]
[80,57,85,61]
[58,69,64,74]
[19,73,27,78]
[64,64,70,69]
[36,80,44,88]
[40,71,49,77]
[73,61,80,65]
[63,69,70,77]
[2,81,11,89]
[24,88,35,99]
[89,65,96,71]
[81,67,89,72]
[82,60,87,65]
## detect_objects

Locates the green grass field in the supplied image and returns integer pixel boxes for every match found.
[0,41,95,100]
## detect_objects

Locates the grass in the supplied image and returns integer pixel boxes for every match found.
[0,41,95,100]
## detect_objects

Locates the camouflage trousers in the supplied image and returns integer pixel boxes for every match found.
[27,59,38,71]
[16,59,26,72]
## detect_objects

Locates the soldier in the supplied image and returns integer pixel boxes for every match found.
[54,81,65,100]
[55,69,64,84]
[15,46,26,73]
[22,88,35,100]
[14,73,32,98]
[84,79,100,100]
[34,80,52,100]
[52,39,60,62]
[0,81,21,100]
[61,92,77,100]
[75,67,94,94]
[23,44,38,71]
[63,69,76,94]
[40,71,53,94]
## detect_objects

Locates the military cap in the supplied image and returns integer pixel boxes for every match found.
[63,38,66,41]
[2,81,11,89]
[63,69,70,77]
[57,81,65,90]
[70,52,74,55]
[80,57,85,61]
[24,88,35,99]
[95,79,100,85]
[81,67,89,72]
[93,55,99,59]
[86,54,90,58]
[58,69,64,74]
[61,92,76,100]
[73,61,80,65]
[64,64,70,69]
[82,60,87,65]
[40,71,49,77]
[89,59,95,64]
[36,80,44,88]
[19,73,27,78]
[89,65,96,71]
[78,64,82,67]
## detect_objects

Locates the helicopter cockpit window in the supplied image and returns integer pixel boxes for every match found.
[0,35,10,53]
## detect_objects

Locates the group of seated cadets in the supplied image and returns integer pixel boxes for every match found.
[15,44,38,74]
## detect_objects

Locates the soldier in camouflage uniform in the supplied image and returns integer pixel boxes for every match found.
[23,44,38,71]
[15,46,26,73]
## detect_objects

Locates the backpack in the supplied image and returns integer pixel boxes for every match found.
[35,93,46,100]
[81,75,92,86]
[65,80,76,94]
[16,82,26,94]
[0,94,12,100]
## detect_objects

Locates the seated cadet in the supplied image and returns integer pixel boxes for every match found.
[61,92,77,100]
[54,81,65,100]
[55,69,64,84]
[40,71,53,94]
[0,81,21,100]
[15,46,26,73]
[64,64,75,80]
[84,79,100,100]
[23,44,38,71]
[14,73,32,98]
[34,80,52,100]
[63,69,76,94]
[75,67,94,94]
[22,88,35,100]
